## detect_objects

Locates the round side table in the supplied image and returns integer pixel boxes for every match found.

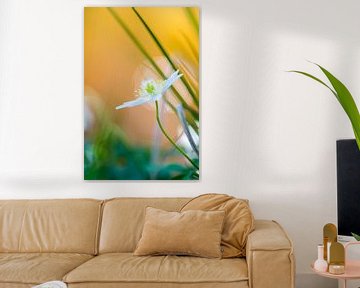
[311,242,360,288]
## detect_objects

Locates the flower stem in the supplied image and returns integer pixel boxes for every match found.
[155,101,199,170]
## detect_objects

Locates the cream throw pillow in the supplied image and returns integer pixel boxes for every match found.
[134,207,225,258]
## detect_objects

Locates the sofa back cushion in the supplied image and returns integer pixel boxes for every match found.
[0,199,102,254]
[181,194,254,258]
[99,198,189,253]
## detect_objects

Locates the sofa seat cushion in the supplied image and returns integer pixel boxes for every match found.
[64,253,248,285]
[0,253,93,285]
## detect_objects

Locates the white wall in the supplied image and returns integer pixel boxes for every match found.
[1,0,359,287]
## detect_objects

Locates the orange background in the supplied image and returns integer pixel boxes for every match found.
[84,7,199,147]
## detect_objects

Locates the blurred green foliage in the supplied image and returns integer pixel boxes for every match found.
[84,121,198,180]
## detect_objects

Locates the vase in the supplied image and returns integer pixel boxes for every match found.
[314,244,328,272]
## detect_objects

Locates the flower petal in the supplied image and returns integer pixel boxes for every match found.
[153,93,162,102]
[162,70,182,93]
[115,71,182,111]
[115,97,152,110]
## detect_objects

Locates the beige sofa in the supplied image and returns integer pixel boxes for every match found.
[0,198,295,288]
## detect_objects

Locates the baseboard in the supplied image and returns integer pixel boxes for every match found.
[296,273,337,288]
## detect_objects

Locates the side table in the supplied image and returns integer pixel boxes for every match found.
[311,242,360,288]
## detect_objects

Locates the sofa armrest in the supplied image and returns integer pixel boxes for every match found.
[246,220,295,288]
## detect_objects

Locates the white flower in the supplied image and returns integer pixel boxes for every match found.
[115,70,182,110]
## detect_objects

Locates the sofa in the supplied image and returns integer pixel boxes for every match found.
[0,198,295,288]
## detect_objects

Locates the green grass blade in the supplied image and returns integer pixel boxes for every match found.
[185,110,199,135]
[107,8,197,118]
[185,7,199,34]
[132,7,199,107]
[181,31,199,63]
[165,97,199,131]
[155,101,199,170]
[176,104,199,156]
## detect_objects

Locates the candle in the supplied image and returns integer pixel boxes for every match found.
[328,264,345,275]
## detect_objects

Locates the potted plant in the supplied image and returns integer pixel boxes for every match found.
[290,63,360,240]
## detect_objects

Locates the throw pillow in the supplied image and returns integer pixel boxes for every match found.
[134,207,225,258]
[181,193,254,258]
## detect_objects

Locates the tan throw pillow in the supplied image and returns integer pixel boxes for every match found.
[181,193,254,258]
[134,207,225,258]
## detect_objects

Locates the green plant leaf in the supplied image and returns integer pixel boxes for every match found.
[289,64,360,150]
[351,232,360,241]
[288,70,337,97]
[316,64,360,150]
